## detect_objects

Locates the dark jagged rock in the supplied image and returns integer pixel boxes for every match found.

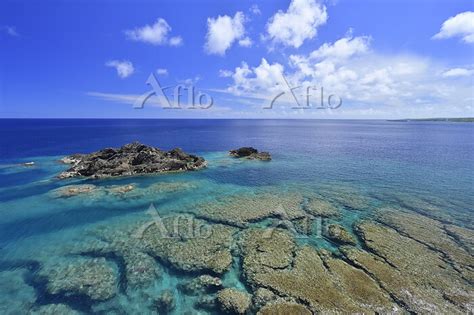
[58,142,207,179]
[229,147,271,161]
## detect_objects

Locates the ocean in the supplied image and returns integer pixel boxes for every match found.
[0,119,472,314]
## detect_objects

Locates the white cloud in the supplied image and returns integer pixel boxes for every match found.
[204,12,248,55]
[219,69,233,77]
[227,58,285,95]
[156,68,168,76]
[105,60,135,78]
[221,33,473,117]
[265,0,327,48]
[309,33,371,60]
[250,4,261,15]
[169,36,183,47]
[433,11,474,43]
[2,26,19,37]
[125,18,183,46]
[238,36,253,47]
[442,68,473,77]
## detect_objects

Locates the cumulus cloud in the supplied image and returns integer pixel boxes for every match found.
[220,33,473,115]
[125,18,183,46]
[227,58,285,95]
[309,33,371,60]
[204,12,249,55]
[105,60,135,78]
[433,11,474,43]
[265,0,327,48]
[442,68,473,77]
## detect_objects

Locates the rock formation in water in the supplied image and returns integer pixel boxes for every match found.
[58,142,207,179]
[229,147,271,161]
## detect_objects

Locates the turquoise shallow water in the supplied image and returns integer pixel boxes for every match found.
[0,119,472,313]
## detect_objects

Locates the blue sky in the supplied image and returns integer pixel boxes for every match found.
[1,0,473,119]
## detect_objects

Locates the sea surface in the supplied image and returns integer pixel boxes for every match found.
[0,119,473,314]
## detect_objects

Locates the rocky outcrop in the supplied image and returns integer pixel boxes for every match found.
[229,147,271,161]
[58,142,207,179]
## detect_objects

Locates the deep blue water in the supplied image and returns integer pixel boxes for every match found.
[2,119,473,198]
[0,119,473,313]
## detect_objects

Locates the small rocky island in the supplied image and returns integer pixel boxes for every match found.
[229,147,271,161]
[58,142,207,179]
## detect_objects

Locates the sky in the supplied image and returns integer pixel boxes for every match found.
[0,0,473,119]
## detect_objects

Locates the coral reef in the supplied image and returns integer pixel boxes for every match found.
[194,295,217,311]
[140,215,237,274]
[38,257,117,301]
[304,197,340,217]
[153,290,175,314]
[351,220,473,313]
[376,207,474,281]
[217,288,252,314]
[28,182,474,314]
[122,250,161,288]
[252,288,277,310]
[179,274,223,295]
[445,224,474,255]
[196,192,307,228]
[70,224,161,289]
[257,301,311,315]
[31,304,80,315]
[319,185,371,211]
[240,228,398,313]
[107,184,135,195]
[325,224,356,245]
[0,269,36,314]
[50,184,99,198]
